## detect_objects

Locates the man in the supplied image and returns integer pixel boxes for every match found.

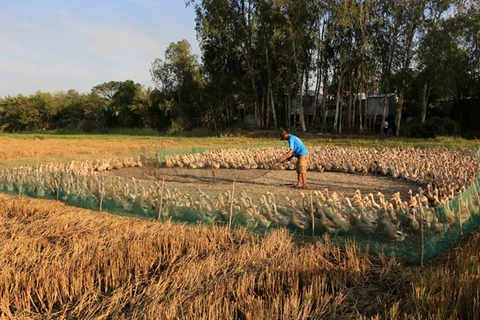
[279,130,309,189]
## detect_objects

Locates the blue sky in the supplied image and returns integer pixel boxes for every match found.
[0,0,199,97]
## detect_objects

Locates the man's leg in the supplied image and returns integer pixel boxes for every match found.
[301,154,309,189]
[297,155,308,188]
[300,173,308,188]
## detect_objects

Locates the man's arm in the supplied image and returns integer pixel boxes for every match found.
[279,149,294,163]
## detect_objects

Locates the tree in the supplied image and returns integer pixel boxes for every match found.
[457,0,480,98]
[328,0,360,133]
[0,95,28,132]
[416,1,461,123]
[81,92,108,132]
[282,0,320,132]
[188,0,257,129]
[110,80,146,128]
[392,0,427,136]
[92,81,122,100]
[151,40,203,132]
[52,90,85,130]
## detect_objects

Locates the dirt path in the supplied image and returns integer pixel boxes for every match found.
[107,167,418,199]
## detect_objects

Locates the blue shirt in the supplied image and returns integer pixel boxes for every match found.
[287,134,309,157]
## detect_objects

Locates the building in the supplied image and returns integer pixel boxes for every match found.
[291,92,398,119]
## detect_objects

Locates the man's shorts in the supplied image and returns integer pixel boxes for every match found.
[296,154,309,174]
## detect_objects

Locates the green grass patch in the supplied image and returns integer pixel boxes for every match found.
[1,131,479,149]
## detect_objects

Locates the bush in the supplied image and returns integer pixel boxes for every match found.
[440,117,461,136]
[407,117,460,138]
[167,116,191,135]
[102,127,162,136]
[408,123,434,138]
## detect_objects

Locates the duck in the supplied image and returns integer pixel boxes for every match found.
[379,214,407,242]
[429,208,448,235]
[270,202,291,226]
[313,201,343,234]
[320,201,350,233]
[287,199,309,230]
[350,212,376,234]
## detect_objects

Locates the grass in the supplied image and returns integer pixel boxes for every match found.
[1,131,479,157]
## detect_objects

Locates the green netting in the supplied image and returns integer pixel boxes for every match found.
[158,147,205,159]
[1,148,480,265]
[330,150,480,264]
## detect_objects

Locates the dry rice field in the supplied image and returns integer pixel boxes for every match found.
[0,135,479,319]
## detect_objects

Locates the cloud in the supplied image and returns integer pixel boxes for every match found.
[55,9,162,65]
[0,24,92,80]
[0,59,92,79]
[0,34,27,56]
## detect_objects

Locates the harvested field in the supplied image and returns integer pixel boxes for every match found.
[1,192,479,319]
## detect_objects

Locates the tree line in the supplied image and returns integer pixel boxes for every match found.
[1,0,479,137]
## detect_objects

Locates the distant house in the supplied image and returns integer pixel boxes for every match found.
[362,93,398,118]
[290,92,398,120]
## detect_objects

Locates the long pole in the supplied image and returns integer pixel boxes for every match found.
[158,179,165,221]
[228,181,235,230]
[418,198,424,268]
[310,192,315,237]
[209,153,216,182]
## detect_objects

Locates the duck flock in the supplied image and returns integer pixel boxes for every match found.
[0,146,479,244]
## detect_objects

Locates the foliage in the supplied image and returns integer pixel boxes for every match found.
[407,116,460,138]
[1,0,480,137]
[150,40,203,133]
[167,116,191,134]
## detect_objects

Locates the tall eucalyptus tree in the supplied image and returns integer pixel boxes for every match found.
[352,0,377,132]
[187,0,261,128]
[457,0,480,98]
[371,0,401,132]
[447,0,480,132]
[393,0,427,136]
[256,0,287,130]
[328,0,377,133]
[369,0,427,135]
[328,0,359,133]
[416,0,460,123]
[276,0,320,131]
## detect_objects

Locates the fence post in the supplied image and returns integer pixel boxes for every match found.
[158,179,165,221]
[310,192,315,237]
[228,181,235,230]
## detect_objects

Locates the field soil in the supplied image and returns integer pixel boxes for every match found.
[108,166,418,199]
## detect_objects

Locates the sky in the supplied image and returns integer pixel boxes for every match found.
[0,0,199,97]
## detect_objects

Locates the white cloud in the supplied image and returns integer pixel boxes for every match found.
[55,9,163,65]
[0,34,26,55]
[0,59,92,79]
